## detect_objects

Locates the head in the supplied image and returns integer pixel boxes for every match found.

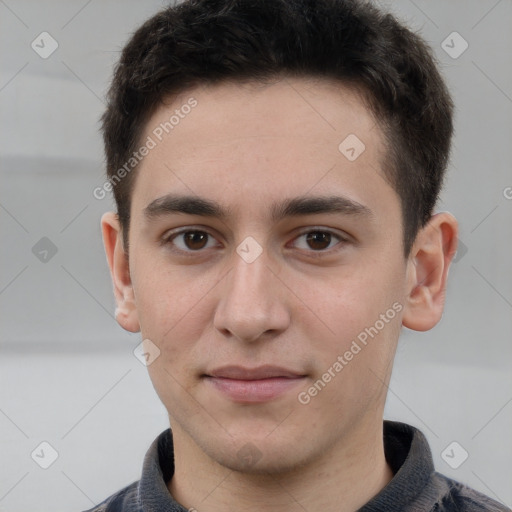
[101,0,458,474]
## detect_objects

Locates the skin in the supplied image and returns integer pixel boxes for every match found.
[102,77,458,512]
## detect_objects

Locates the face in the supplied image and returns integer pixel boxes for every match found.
[103,77,456,473]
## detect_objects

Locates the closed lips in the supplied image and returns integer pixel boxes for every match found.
[204,365,306,380]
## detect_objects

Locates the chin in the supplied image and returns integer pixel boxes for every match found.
[212,446,309,476]
[196,429,316,476]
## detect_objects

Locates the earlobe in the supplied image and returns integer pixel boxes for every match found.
[402,212,458,332]
[101,212,141,333]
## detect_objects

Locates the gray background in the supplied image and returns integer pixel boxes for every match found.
[1,0,511,510]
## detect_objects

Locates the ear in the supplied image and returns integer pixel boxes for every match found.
[101,212,140,333]
[402,212,458,331]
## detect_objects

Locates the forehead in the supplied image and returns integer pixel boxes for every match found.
[131,77,397,222]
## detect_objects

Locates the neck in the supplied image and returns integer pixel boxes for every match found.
[168,418,394,512]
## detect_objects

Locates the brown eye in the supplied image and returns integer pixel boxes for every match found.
[182,231,209,250]
[164,229,218,253]
[292,229,346,253]
[305,231,333,250]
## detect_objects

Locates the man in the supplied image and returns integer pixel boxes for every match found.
[86,0,509,510]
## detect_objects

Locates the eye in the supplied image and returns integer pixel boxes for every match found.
[163,229,219,253]
[162,227,349,257]
[291,229,348,253]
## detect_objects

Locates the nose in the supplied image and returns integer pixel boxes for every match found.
[213,244,290,343]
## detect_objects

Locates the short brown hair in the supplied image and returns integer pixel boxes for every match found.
[101,0,454,256]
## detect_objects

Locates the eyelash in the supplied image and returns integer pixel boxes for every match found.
[161,226,349,258]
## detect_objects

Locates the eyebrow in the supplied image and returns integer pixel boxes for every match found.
[143,193,373,223]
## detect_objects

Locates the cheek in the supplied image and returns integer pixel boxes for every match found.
[301,263,403,371]
[132,260,219,367]
[132,254,199,328]
[301,270,393,333]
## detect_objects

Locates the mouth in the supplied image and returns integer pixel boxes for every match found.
[202,365,307,403]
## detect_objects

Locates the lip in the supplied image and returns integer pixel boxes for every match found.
[206,365,305,380]
[203,365,307,403]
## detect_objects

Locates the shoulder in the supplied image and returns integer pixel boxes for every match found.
[81,480,140,512]
[431,472,511,512]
